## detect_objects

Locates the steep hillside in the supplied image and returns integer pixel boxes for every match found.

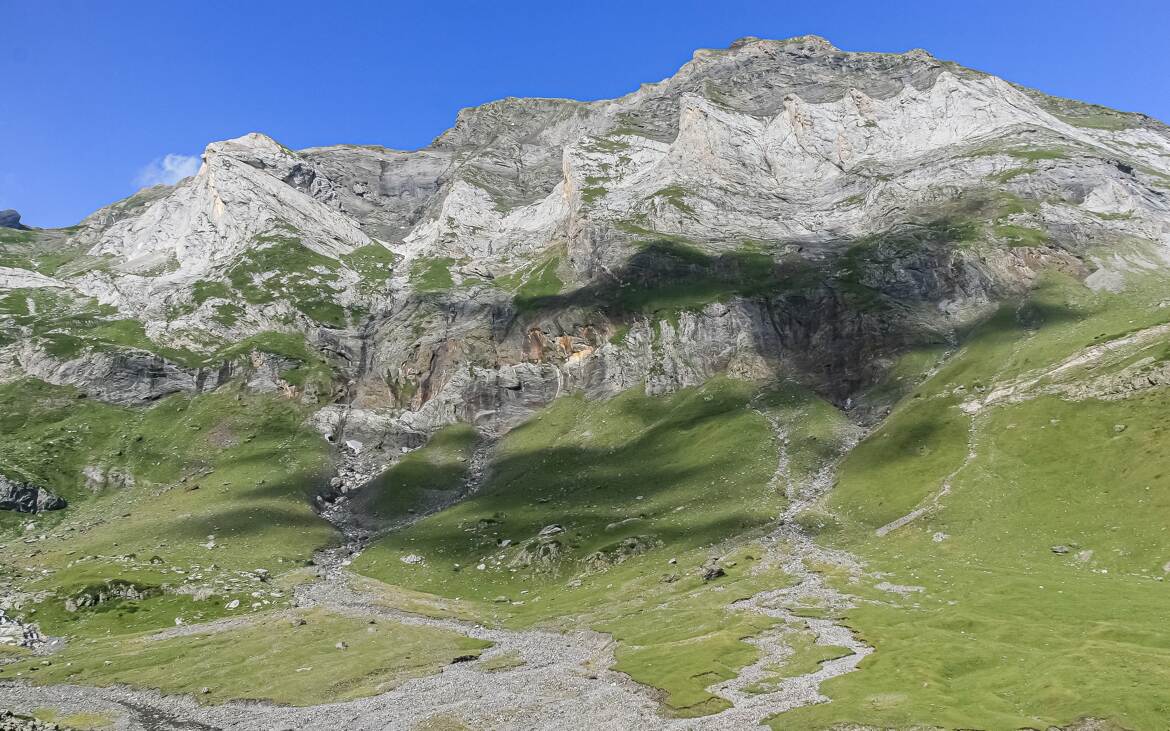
[3,35,1170,730]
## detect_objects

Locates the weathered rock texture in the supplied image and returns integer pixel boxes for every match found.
[0,475,66,513]
[3,35,1170,478]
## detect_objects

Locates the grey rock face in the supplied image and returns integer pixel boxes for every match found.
[3,35,1170,481]
[11,344,216,405]
[0,210,27,229]
[0,474,66,513]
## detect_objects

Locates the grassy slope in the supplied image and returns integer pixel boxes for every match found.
[2,375,849,716]
[410,257,456,292]
[354,423,477,524]
[0,381,337,641]
[494,250,564,309]
[354,377,806,716]
[30,709,115,730]
[0,383,498,707]
[771,271,1170,730]
[223,231,357,327]
[0,227,94,277]
[5,609,488,706]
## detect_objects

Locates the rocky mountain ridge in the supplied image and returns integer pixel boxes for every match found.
[3,34,1170,480]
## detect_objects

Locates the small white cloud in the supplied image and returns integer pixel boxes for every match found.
[135,153,200,187]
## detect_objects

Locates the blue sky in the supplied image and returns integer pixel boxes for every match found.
[2,0,1168,227]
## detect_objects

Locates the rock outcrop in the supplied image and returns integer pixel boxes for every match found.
[0,475,66,513]
[0,210,27,230]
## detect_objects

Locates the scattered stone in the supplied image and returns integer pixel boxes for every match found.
[400,554,424,565]
[225,599,240,610]
[1051,545,1071,554]
[192,587,216,601]
[1113,424,1127,433]
[335,641,348,650]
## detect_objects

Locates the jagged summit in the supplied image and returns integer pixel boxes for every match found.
[1,37,1168,413]
[203,131,288,160]
[7,36,1165,332]
[727,33,838,51]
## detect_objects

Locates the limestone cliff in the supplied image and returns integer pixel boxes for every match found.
[3,35,1170,484]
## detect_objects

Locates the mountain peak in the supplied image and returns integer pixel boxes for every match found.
[202,131,290,163]
[727,34,839,52]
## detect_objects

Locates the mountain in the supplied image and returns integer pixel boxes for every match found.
[3,35,1170,730]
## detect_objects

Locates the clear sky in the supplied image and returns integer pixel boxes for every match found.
[3,0,1168,227]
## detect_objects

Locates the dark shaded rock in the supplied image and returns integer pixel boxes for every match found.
[0,475,66,513]
[0,209,28,229]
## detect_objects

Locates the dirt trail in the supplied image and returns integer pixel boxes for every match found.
[875,412,979,537]
[3,412,879,730]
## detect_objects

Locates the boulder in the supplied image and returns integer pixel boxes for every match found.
[700,560,726,581]
[538,524,565,538]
